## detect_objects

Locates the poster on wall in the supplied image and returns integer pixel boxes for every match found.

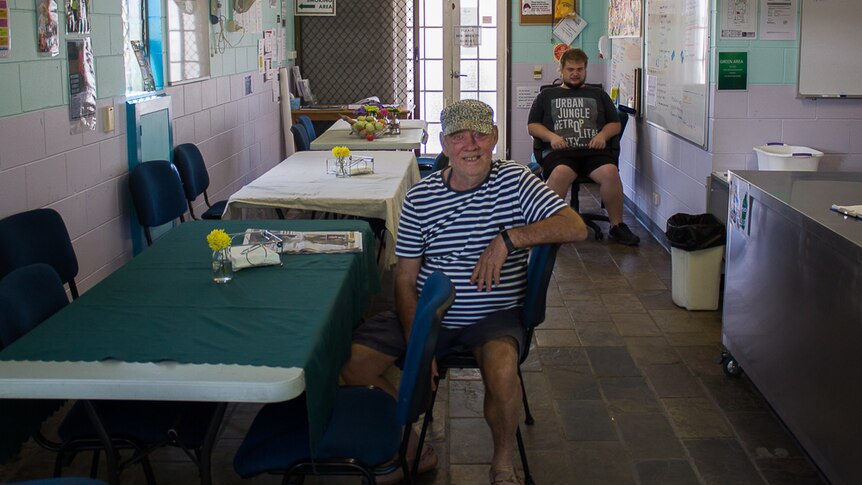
[37,0,60,56]
[720,0,757,39]
[67,38,97,132]
[0,0,10,58]
[759,0,797,40]
[553,14,587,45]
[520,0,552,24]
[65,0,90,34]
[608,0,641,38]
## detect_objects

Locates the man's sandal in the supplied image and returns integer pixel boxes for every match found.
[375,443,438,485]
[489,466,524,485]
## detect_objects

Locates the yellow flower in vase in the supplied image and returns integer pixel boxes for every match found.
[207,229,232,251]
[331,146,351,176]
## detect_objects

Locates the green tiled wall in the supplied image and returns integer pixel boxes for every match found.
[0,1,287,118]
[511,0,610,65]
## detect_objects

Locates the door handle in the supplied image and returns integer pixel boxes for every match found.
[450,71,467,78]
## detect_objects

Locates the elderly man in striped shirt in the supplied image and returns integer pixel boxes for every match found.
[342,99,587,485]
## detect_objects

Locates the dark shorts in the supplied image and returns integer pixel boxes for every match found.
[353,308,526,361]
[541,149,615,179]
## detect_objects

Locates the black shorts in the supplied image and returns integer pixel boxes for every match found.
[541,149,615,179]
[353,308,527,361]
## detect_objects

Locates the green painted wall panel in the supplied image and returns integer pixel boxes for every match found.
[95,55,126,98]
[19,60,64,111]
[0,64,22,116]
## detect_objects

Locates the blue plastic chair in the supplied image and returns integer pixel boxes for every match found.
[172,143,227,220]
[417,153,449,179]
[295,115,317,141]
[291,124,311,152]
[233,271,456,483]
[418,244,560,485]
[128,160,187,246]
[0,208,80,299]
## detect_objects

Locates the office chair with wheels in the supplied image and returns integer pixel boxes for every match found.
[291,124,311,152]
[0,208,80,299]
[128,160,188,246]
[418,244,561,485]
[295,115,317,141]
[531,80,630,240]
[172,143,227,220]
[234,271,456,484]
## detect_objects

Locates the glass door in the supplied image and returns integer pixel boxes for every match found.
[415,0,506,156]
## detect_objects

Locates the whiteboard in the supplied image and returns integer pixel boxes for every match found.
[643,0,710,147]
[798,0,862,98]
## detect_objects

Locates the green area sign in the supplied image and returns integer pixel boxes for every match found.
[718,52,748,91]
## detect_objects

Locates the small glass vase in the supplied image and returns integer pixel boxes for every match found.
[212,248,233,283]
[335,157,349,177]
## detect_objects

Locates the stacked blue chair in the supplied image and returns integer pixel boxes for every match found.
[291,124,311,152]
[416,153,449,179]
[295,115,317,141]
[172,143,228,220]
[0,208,80,299]
[234,271,456,484]
[128,160,188,246]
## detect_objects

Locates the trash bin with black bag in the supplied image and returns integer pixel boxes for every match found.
[666,213,726,310]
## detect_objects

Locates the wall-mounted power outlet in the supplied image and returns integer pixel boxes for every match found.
[533,65,543,80]
[653,191,661,207]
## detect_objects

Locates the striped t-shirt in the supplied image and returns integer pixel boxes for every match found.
[396,160,568,328]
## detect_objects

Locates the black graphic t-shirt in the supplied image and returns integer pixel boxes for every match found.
[528,85,619,151]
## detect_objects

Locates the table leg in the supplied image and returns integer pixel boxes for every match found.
[199,402,228,485]
[82,400,119,485]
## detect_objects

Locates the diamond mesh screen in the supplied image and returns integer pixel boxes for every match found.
[299,0,414,107]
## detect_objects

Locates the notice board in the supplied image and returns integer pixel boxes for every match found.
[643,0,709,147]
[798,0,862,97]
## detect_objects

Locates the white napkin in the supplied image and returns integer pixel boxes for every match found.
[229,245,281,270]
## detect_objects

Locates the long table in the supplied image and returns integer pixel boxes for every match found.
[0,220,380,480]
[310,127,426,151]
[224,151,420,267]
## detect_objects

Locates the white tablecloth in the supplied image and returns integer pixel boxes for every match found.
[311,127,426,151]
[224,151,420,267]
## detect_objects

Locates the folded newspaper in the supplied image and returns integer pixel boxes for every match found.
[243,229,363,254]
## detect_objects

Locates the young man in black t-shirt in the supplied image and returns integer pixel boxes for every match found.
[528,48,640,246]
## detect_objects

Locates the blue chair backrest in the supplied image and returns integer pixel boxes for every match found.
[396,271,455,425]
[0,208,78,290]
[521,244,561,330]
[296,115,317,141]
[0,263,68,350]
[128,160,188,228]
[172,143,210,202]
[291,124,311,152]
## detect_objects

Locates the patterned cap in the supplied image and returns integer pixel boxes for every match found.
[440,100,495,136]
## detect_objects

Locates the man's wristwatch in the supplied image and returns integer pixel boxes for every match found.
[500,229,516,254]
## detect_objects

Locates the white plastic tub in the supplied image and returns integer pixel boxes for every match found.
[754,143,823,171]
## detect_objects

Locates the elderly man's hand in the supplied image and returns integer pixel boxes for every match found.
[471,234,509,291]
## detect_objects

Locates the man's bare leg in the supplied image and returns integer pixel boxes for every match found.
[587,164,625,226]
[544,165,577,201]
[340,343,399,396]
[475,337,522,473]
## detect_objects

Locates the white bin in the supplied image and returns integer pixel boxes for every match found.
[753,144,823,171]
[671,245,724,311]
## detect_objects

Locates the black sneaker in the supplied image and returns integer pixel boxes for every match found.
[609,223,640,246]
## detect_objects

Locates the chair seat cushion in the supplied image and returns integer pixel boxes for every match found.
[201,200,227,220]
[234,387,400,478]
[58,400,217,446]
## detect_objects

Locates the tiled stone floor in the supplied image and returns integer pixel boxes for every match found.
[0,188,826,485]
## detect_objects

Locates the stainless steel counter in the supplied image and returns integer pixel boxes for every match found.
[723,171,862,485]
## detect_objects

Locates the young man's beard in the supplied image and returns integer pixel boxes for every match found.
[563,79,585,89]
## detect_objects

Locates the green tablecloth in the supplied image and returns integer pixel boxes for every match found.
[0,219,380,457]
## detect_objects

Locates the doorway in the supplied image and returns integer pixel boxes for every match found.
[413,0,507,156]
